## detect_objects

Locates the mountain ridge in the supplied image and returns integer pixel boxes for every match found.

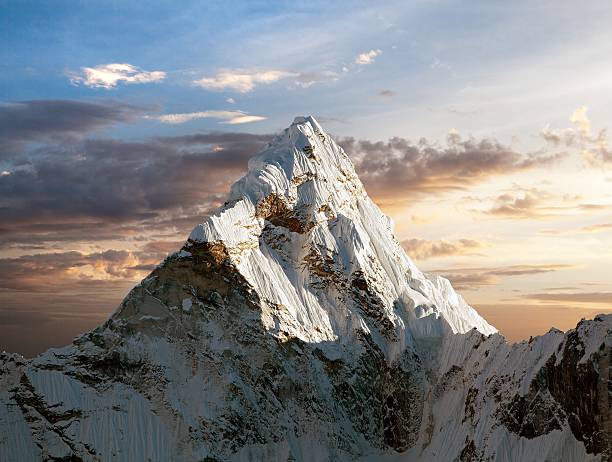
[0,116,609,461]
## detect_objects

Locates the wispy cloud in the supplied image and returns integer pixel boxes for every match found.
[292,71,340,88]
[193,69,297,93]
[377,90,396,98]
[355,49,382,65]
[401,238,484,260]
[540,222,612,235]
[522,291,612,304]
[579,223,612,233]
[430,264,574,290]
[148,110,266,125]
[479,187,610,220]
[69,63,166,89]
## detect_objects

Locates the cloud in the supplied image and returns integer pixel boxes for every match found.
[401,238,483,260]
[541,105,612,165]
[377,90,396,98]
[0,238,187,293]
[540,222,612,235]
[580,223,612,233]
[569,106,591,136]
[292,71,340,88]
[69,63,166,89]
[0,268,133,357]
[429,264,574,290]
[0,131,272,248]
[194,69,297,93]
[148,110,266,125]
[483,188,549,219]
[430,57,452,71]
[522,292,612,305]
[0,100,143,153]
[0,250,148,292]
[339,132,564,202]
[479,187,610,220]
[355,49,382,65]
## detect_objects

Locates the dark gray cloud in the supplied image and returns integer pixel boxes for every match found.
[339,133,565,200]
[401,238,483,260]
[0,131,272,247]
[0,100,144,155]
[377,90,396,97]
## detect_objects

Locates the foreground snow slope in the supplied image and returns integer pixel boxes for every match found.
[1,117,610,461]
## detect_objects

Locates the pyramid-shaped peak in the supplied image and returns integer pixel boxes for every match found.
[291,115,324,131]
[188,116,497,342]
[270,115,333,151]
[224,115,361,205]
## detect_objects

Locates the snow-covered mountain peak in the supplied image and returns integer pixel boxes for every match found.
[188,116,496,353]
[225,114,363,210]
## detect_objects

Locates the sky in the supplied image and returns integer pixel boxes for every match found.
[1,0,612,356]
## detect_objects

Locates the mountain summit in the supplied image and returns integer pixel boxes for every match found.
[1,117,610,461]
[187,116,496,348]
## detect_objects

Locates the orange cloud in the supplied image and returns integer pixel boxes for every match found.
[522,292,612,305]
[429,263,575,290]
[401,238,484,260]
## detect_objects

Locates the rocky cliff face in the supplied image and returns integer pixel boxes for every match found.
[1,117,610,461]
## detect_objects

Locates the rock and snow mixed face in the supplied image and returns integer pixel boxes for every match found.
[0,117,609,462]
[189,116,496,351]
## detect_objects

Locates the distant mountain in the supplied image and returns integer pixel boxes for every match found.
[1,116,609,461]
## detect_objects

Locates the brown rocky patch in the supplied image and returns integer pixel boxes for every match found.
[256,193,314,234]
